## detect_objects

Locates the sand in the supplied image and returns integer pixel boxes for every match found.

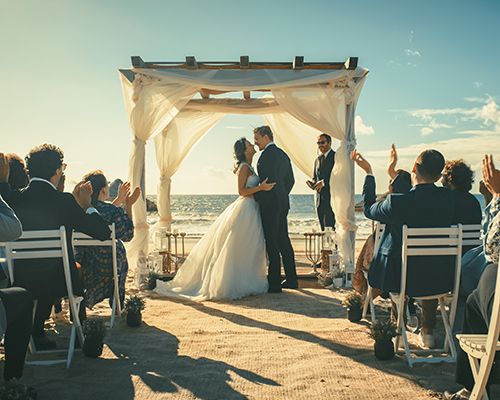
[2,235,472,399]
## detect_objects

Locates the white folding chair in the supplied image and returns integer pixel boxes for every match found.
[392,225,463,367]
[456,258,500,400]
[4,226,84,368]
[362,222,384,322]
[72,223,121,328]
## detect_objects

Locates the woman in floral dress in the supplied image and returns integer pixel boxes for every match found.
[76,171,140,309]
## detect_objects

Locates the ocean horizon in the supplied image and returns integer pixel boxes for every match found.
[146,194,485,237]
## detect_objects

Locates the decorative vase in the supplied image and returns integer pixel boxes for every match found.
[347,305,362,322]
[332,277,343,288]
[374,339,395,360]
[82,339,104,358]
[127,311,142,327]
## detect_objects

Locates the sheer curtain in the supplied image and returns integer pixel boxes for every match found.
[120,73,198,279]
[154,111,225,229]
[263,112,320,178]
[272,78,365,270]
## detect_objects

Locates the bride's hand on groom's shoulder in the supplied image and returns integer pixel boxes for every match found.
[259,177,276,192]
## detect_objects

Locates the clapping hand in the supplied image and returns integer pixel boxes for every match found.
[113,181,131,206]
[126,187,141,207]
[482,154,500,197]
[0,153,10,183]
[351,150,373,174]
[388,144,398,179]
[72,181,93,210]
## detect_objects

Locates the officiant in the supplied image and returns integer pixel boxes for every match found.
[307,134,336,231]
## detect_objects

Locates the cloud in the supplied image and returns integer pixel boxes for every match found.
[224,126,246,130]
[404,49,421,57]
[409,30,414,44]
[355,116,374,135]
[408,97,500,133]
[474,81,483,88]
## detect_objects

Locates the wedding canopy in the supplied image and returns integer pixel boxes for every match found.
[119,56,369,284]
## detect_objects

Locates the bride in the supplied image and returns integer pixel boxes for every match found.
[155,138,274,301]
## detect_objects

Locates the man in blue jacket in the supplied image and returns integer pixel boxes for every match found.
[352,148,473,348]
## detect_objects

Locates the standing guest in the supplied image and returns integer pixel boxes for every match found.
[307,134,336,231]
[76,171,139,309]
[0,194,34,384]
[0,144,111,350]
[444,154,500,400]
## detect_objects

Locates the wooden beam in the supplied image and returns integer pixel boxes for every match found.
[186,56,198,69]
[131,56,146,68]
[199,89,210,99]
[243,91,251,100]
[240,56,250,69]
[344,57,358,70]
[293,56,304,70]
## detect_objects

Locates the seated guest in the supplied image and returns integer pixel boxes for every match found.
[441,159,482,253]
[453,180,497,334]
[6,154,29,191]
[444,154,500,400]
[352,148,476,348]
[0,144,111,349]
[307,134,336,230]
[0,194,33,383]
[353,144,411,295]
[76,171,139,309]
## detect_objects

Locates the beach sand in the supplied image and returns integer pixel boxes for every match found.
[2,236,476,399]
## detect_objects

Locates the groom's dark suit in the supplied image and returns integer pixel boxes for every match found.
[254,143,297,291]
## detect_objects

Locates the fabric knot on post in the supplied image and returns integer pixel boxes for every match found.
[133,137,146,147]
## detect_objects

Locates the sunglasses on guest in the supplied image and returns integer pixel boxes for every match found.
[316,140,328,145]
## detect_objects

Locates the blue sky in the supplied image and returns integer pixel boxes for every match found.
[1,0,499,194]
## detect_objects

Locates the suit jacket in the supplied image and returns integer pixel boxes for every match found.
[363,175,482,297]
[312,150,335,208]
[255,144,294,212]
[3,180,111,298]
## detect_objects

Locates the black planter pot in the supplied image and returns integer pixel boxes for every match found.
[347,305,362,322]
[82,339,104,358]
[127,311,142,327]
[147,274,157,290]
[374,339,395,360]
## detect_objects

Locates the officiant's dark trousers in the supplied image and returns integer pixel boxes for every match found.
[261,208,297,289]
[0,287,33,380]
[455,263,499,391]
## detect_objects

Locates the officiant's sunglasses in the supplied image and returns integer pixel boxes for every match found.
[316,140,328,145]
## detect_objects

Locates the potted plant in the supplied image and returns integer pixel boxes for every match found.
[342,291,362,322]
[124,295,145,327]
[82,318,106,358]
[0,379,37,400]
[369,319,397,360]
[146,271,157,290]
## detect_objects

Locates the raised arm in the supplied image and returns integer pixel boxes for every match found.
[237,164,275,197]
[387,144,398,180]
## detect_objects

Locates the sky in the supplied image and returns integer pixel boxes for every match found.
[1,0,499,194]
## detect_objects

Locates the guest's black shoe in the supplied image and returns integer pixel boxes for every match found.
[281,280,298,289]
[268,286,282,293]
[33,336,56,351]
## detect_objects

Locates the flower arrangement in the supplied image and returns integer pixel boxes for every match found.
[369,319,397,342]
[125,295,146,314]
[342,291,362,308]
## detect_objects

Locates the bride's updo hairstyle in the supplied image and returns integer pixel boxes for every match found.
[233,137,247,173]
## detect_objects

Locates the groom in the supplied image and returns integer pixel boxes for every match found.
[253,126,298,293]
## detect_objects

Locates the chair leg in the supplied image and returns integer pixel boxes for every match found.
[439,298,457,360]
[362,286,372,320]
[370,298,376,323]
[110,297,116,329]
[67,325,76,368]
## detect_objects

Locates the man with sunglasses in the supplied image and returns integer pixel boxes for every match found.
[308,134,336,231]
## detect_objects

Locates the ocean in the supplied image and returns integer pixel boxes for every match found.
[147,194,373,237]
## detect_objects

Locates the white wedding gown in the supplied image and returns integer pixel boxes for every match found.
[155,163,269,301]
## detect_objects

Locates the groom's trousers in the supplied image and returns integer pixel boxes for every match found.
[261,208,297,289]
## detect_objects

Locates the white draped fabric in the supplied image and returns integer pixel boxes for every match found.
[154,110,224,229]
[119,66,368,284]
